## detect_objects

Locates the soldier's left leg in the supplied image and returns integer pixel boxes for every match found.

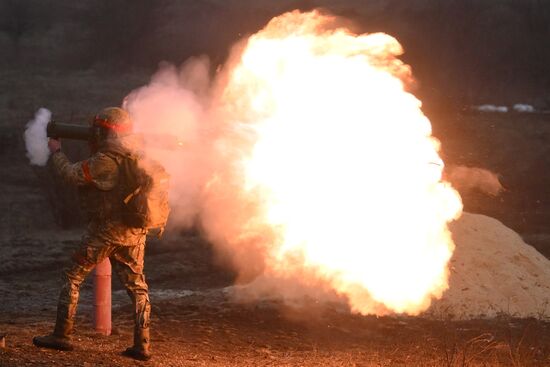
[110,243,152,361]
[33,238,114,351]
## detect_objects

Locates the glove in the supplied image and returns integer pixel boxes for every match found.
[48,138,61,153]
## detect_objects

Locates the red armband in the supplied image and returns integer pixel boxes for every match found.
[82,161,93,182]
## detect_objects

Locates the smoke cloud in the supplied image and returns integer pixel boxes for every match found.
[123,10,465,316]
[124,59,214,229]
[24,108,52,166]
[124,56,267,283]
[444,165,504,197]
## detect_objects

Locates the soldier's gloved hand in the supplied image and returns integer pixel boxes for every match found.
[48,138,61,153]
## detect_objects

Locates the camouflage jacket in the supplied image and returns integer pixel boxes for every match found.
[51,140,146,246]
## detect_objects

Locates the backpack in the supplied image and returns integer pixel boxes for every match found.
[118,154,171,237]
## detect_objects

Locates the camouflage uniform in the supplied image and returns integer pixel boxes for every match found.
[48,140,150,352]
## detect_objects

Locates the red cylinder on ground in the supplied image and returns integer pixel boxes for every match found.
[93,258,111,336]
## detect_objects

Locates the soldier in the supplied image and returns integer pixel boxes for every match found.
[33,107,153,361]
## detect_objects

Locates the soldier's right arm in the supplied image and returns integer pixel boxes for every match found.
[51,151,118,190]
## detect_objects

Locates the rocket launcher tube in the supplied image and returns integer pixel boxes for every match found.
[47,121,93,141]
[46,121,184,150]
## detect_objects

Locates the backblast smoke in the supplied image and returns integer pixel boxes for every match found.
[24,108,52,166]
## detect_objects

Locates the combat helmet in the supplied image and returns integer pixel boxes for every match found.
[92,106,131,135]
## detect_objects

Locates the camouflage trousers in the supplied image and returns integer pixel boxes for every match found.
[55,234,150,336]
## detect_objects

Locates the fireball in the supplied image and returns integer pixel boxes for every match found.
[207,10,462,315]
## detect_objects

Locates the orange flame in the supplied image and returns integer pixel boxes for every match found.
[210,10,463,315]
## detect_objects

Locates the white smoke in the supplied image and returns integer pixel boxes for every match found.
[474,104,536,113]
[475,104,508,113]
[513,103,535,113]
[24,108,52,166]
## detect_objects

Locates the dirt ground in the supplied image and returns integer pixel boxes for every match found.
[1,232,549,367]
[1,69,550,366]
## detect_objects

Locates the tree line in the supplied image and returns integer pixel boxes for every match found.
[1,0,549,107]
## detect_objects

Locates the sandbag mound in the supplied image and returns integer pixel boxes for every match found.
[428,212,550,320]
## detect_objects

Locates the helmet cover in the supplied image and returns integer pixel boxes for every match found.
[93,107,132,135]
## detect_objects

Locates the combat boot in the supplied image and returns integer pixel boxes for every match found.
[122,327,152,361]
[33,318,74,351]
